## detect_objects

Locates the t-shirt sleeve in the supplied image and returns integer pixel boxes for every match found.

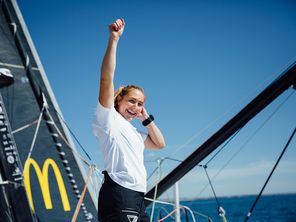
[92,101,115,137]
[137,129,148,142]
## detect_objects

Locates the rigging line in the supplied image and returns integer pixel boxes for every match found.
[53,107,92,161]
[41,107,95,222]
[164,67,287,160]
[146,158,183,205]
[157,208,178,222]
[71,165,94,222]
[11,119,38,134]
[145,198,206,222]
[205,128,241,166]
[195,90,296,198]
[202,165,228,222]
[22,105,44,175]
[202,166,228,222]
[191,210,214,222]
[158,207,175,221]
[157,207,192,222]
[12,92,85,135]
[165,157,183,162]
[0,184,14,222]
[244,126,296,222]
[0,61,39,70]
[2,3,93,219]
[48,104,103,205]
[147,158,181,205]
[45,106,92,167]
[179,206,197,222]
[147,166,159,181]
[90,169,103,196]
[147,157,182,181]
[145,197,175,206]
[202,166,220,207]
[0,180,23,187]
[93,166,103,177]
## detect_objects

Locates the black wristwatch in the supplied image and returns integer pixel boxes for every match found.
[142,115,154,126]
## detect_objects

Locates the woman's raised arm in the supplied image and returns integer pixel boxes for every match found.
[99,19,125,108]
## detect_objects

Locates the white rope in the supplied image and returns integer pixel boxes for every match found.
[11,119,38,134]
[22,105,44,175]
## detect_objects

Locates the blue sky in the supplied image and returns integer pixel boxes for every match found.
[17,0,296,199]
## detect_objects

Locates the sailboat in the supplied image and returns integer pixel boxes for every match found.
[0,0,295,222]
[0,0,97,221]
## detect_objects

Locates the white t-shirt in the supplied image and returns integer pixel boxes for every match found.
[92,101,148,192]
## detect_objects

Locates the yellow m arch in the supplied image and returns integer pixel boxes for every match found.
[24,158,71,212]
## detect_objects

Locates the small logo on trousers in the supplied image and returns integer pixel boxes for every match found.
[127,215,138,222]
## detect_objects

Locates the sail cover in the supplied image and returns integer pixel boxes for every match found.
[0,0,97,221]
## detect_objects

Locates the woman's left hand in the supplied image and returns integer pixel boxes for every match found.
[137,107,149,122]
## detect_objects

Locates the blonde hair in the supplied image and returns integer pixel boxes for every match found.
[114,85,145,111]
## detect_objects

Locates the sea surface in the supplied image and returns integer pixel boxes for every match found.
[146,193,296,222]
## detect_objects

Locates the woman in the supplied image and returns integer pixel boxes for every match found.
[93,18,165,222]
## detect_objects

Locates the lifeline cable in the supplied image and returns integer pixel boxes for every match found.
[145,197,208,221]
[147,157,182,181]
[244,127,296,222]
[157,207,187,222]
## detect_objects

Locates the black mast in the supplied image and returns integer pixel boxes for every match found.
[145,62,296,205]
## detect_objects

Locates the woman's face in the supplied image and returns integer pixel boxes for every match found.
[117,89,145,121]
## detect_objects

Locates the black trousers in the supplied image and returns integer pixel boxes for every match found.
[98,171,150,222]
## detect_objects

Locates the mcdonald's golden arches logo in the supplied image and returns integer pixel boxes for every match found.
[24,158,71,212]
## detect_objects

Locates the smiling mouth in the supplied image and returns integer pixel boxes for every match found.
[126,109,136,116]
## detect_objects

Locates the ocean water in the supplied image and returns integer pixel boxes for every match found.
[146,194,296,222]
